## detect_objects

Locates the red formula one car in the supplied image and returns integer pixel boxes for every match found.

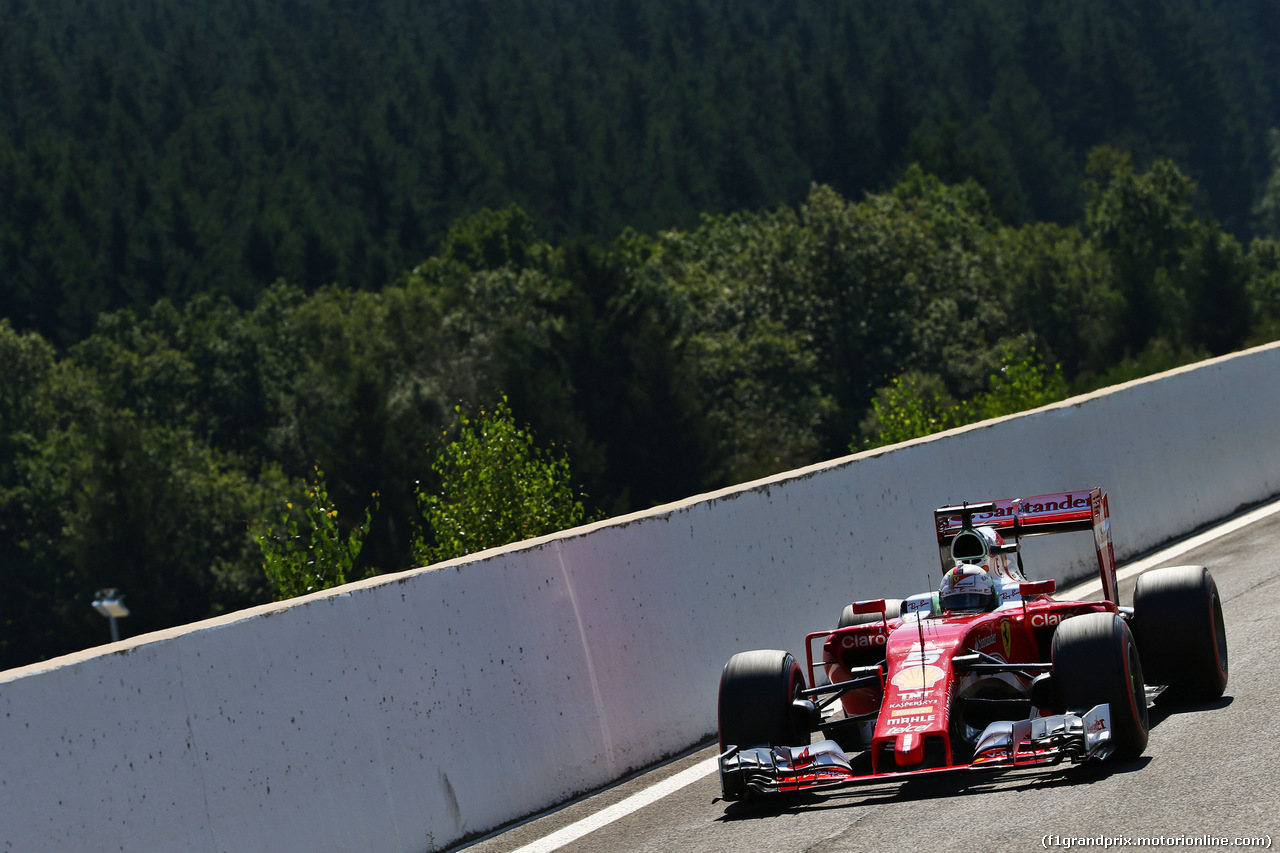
[717,488,1229,799]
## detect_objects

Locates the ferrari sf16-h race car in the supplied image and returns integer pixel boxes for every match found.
[717,488,1229,799]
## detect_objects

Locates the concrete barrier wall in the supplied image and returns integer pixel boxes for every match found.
[3,342,1279,853]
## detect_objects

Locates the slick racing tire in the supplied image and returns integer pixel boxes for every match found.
[718,650,810,754]
[837,599,903,629]
[1052,612,1149,761]
[1131,565,1228,703]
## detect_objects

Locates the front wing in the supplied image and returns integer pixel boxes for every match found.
[719,704,1114,798]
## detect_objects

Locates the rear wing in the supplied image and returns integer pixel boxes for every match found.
[934,487,1119,604]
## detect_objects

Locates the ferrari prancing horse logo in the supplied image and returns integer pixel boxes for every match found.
[1000,618,1013,658]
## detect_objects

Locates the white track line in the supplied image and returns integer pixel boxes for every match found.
[506,497,1280,853]
[507,757,720,853]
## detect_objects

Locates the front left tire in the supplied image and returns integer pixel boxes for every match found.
[717,649,811,800]
[717,649,809,753]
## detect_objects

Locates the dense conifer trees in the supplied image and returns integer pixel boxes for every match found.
[2,0,1278,345]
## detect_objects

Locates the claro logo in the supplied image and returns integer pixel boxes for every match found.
[1030,612,1066,627]
[842,632,887,649]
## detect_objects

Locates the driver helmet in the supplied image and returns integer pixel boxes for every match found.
[939,563,997,612]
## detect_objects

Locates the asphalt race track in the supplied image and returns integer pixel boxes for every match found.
[461,504,1280,853]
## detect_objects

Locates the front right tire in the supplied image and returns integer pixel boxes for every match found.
[1052,612,1149,761]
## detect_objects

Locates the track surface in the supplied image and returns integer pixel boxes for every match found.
[462,508,1280,853]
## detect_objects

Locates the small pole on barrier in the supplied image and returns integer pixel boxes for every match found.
[92,589,130,643]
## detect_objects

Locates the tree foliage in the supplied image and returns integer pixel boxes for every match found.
[3,0,1279,347]
[256,466,376,601]
[1085,147,1253,360]
[2,155,1278,670]
[0,315,288,666]
[6,0,1280,672]
[858,347,1068,449]
[414,397,590,565]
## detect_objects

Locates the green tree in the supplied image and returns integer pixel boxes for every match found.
[858,372,959,448]
[992,221,1120,379]
[2,391,286,665]
[857,346,1066,449]
[435,204,546,273]
[1255,129,1280,239]
[1085,147,1252,360]
[966,346,1068,420]
[255,465,376,601]
[1247,238,1280,343]
[1084,148,1198,357]
[635,174,1012,481]
[413,396,589,565]
[1178,226,1251,356]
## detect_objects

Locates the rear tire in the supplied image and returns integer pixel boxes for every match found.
[837,599,902,629]
[1132,565,1228,703]
[1052,612,1149,761]
[718,650,809,753]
